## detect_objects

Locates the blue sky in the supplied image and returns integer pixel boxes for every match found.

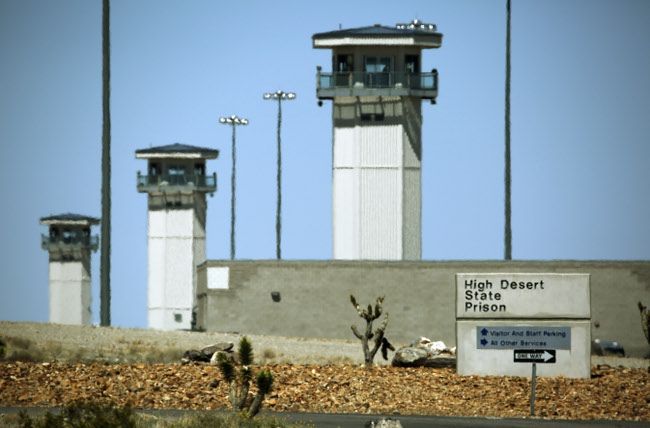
[1,0,648,328]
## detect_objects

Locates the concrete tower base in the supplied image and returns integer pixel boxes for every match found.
[48,255,91,325]
[147,192,206,331]
[332,96,422,260]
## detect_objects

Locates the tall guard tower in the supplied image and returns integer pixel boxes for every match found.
[136,143,218,330]
[40,213,99,325]
[313,20,442,260]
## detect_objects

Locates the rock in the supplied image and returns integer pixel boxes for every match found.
[210,350,235,366]
[201,342,234,358]
[183,349,210,362]
[415,337,457,356]
[418,340,447,356]
[421,356,456,368]
[410,336,430,347]
[392,347,429,367]
[366,418,403,428]
[393,337,457,368]
[183,342,236,365]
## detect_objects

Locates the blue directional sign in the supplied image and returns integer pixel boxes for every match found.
[476,326,571,350]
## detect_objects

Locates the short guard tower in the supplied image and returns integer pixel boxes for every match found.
[314,20,442,260]
[40,213,99,325]
[136,143,218,330]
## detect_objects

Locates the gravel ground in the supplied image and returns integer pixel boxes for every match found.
[1,362,648,421]
[1,322,649,422]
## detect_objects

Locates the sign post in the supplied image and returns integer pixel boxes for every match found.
[531,363,536,416]
[513,349,556,415]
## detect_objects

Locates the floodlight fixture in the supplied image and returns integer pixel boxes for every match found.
[219,115,248,126]
[396,19,437,32]
[263,90,296,101]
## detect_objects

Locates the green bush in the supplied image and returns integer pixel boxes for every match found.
[15,405,307,428]
[0,336,6,359]
[18,402,136,428]
[217,337,275,418]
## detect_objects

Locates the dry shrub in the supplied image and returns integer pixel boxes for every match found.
[2,336,46,362]
[325,355,354,364]
[258,348,277,364]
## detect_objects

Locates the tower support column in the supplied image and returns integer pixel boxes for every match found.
[332,96,422,260]
[147,192,206,330]
[136,143,218,331]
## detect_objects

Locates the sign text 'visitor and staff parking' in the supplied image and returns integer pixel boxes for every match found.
[476,326,571,349]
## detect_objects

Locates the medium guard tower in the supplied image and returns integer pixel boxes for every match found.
[136,143,218,330]
[40,213,99,325]
[313,20,442,260]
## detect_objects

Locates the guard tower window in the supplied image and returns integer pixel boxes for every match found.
[149,163,160,176]
[335,54,353,72]
[405,55,420,73]
[335,54,353,87]
[405,55,421,89]
[168,165,186,185]
[364,56,393,87]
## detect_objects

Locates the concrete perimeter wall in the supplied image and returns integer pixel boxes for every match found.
[196,260,650,357]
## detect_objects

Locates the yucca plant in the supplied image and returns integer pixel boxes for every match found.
[217,336,274,417]
[350,295,394,366]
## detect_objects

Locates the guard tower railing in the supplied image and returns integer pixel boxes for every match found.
[41,235,99,252]
[317,69,438,100]
[136,172,217,194]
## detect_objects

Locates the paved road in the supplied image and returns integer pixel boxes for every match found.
[1,407,647,427]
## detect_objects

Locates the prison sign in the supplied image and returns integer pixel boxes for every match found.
[455,273,591,379]
[457,273,590,319]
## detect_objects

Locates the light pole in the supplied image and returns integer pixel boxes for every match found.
[100,0,111,326]
[504,0,512,260]
[219,115,248,260]
[263,90,295,260]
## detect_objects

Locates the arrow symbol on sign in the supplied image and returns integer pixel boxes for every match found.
[543,350,553,362]
[480,338,488,346]
[481,328,488,336]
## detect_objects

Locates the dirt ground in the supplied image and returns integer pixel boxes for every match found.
[1,322,648,422]
[0,321,365,365]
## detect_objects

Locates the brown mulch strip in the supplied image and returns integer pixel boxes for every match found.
[0,362,648,421]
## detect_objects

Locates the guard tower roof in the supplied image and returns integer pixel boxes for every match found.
[313,21,442,48]
[40,213,100,227]
[135,143,219,160]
